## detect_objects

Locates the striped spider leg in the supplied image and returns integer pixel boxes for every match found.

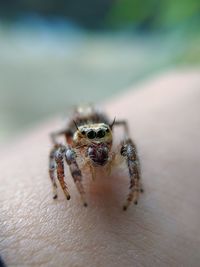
[48,129,87,206]
[114,120,143,210]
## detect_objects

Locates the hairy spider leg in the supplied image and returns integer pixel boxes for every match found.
[49,127,87,206]
[113,120,143,210]
[49,147,58,199]
[55,146,71,200]
[114,120,129,139]
[65,147,87,207]
[120,138,141,210]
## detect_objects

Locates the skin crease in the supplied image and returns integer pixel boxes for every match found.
[1,69,200,267]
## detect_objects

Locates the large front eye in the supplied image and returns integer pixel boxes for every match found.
[87,130,96,139]
[96,129,105,138]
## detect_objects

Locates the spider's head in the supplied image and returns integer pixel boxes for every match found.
[74,123,113,166]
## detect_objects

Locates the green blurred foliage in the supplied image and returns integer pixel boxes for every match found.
[107,0,160,28]
[160,0,199,26]
[107,0,200,29]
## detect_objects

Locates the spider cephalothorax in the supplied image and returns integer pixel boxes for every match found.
[49,105,142,210]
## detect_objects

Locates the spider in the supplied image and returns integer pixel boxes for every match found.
[48,105,142,210]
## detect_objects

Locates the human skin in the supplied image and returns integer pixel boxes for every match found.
[1,69,200,267]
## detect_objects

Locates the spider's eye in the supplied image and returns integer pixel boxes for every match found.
[105,128,110,133]
[96,129,105,138]
[87,130,96,139]
[81,130,86,135]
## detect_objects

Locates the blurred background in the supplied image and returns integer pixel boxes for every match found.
[0,0,200,144]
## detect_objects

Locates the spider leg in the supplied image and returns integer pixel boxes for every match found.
[89,163,96,181]
[113,120,129,138]
[49,147,58,199]
[55,145,71,200]
[50,127,72,145]
[65,148,87,207]
[121,138,141,210]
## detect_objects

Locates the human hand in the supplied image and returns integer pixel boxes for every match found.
[1,69,200,267]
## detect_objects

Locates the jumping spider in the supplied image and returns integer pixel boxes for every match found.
[49,105,142,210]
